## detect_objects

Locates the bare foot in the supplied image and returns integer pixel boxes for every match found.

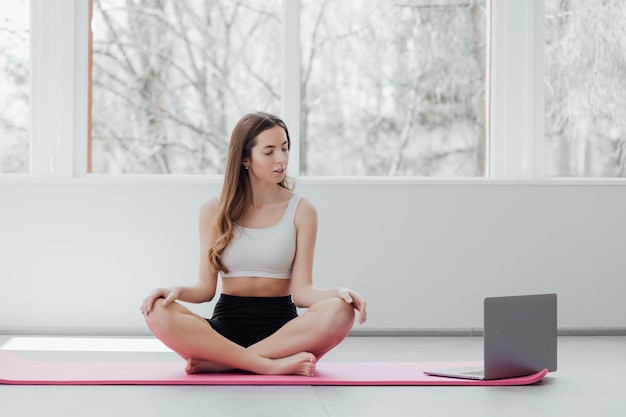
[185,358,234,374]
[264,352,317,376]
[185,352,317,376]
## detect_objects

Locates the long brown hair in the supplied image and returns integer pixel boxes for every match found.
[208,112,294,273]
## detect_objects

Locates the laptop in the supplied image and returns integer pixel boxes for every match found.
[424,293,557,380]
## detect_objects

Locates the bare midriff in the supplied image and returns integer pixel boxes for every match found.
[221,276,292,298]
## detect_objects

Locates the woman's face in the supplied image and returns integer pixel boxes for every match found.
[245,126,289,183]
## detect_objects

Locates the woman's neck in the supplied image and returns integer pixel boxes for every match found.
[249,183,285,209]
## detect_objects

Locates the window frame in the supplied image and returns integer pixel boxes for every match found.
[28,0,88,179]
[3,0,623,184]
[489,0,545,180]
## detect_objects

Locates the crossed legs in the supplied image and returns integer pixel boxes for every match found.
[144,297,355,376]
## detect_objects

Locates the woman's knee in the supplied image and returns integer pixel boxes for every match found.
[319,298,355,332]
[144,299,178,334]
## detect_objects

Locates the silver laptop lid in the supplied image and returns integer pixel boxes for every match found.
[484,293,557,379]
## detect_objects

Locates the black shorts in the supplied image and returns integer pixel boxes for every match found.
[206,294,298,348]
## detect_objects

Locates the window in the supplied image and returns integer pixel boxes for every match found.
[545,0,626,177]
[90,0,487,176]
[11,0,626,181]
[301,0,488,176]
[0,0,29,174]
[90,0,282,174]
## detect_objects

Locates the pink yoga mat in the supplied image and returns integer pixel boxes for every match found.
[0,350,547,386]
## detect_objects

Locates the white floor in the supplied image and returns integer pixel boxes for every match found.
[1,335,625,417]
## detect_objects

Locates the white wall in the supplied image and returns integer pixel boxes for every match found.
[1,179,625,335]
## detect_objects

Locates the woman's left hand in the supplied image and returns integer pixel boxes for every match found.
[338,288,368,324]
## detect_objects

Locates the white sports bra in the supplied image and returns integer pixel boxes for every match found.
[220,193,304,279]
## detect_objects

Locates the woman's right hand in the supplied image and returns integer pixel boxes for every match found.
[140,287,180,316]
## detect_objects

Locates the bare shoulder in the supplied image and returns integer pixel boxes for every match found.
[199,196,219,222]
[297,195,317,213]
[295,196,318,225]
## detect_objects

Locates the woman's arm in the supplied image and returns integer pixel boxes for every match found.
[141,198,219,315]
[188,197,220,301]
[290,198,367,324]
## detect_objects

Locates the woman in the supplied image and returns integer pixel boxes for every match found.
[140,112,367,376]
